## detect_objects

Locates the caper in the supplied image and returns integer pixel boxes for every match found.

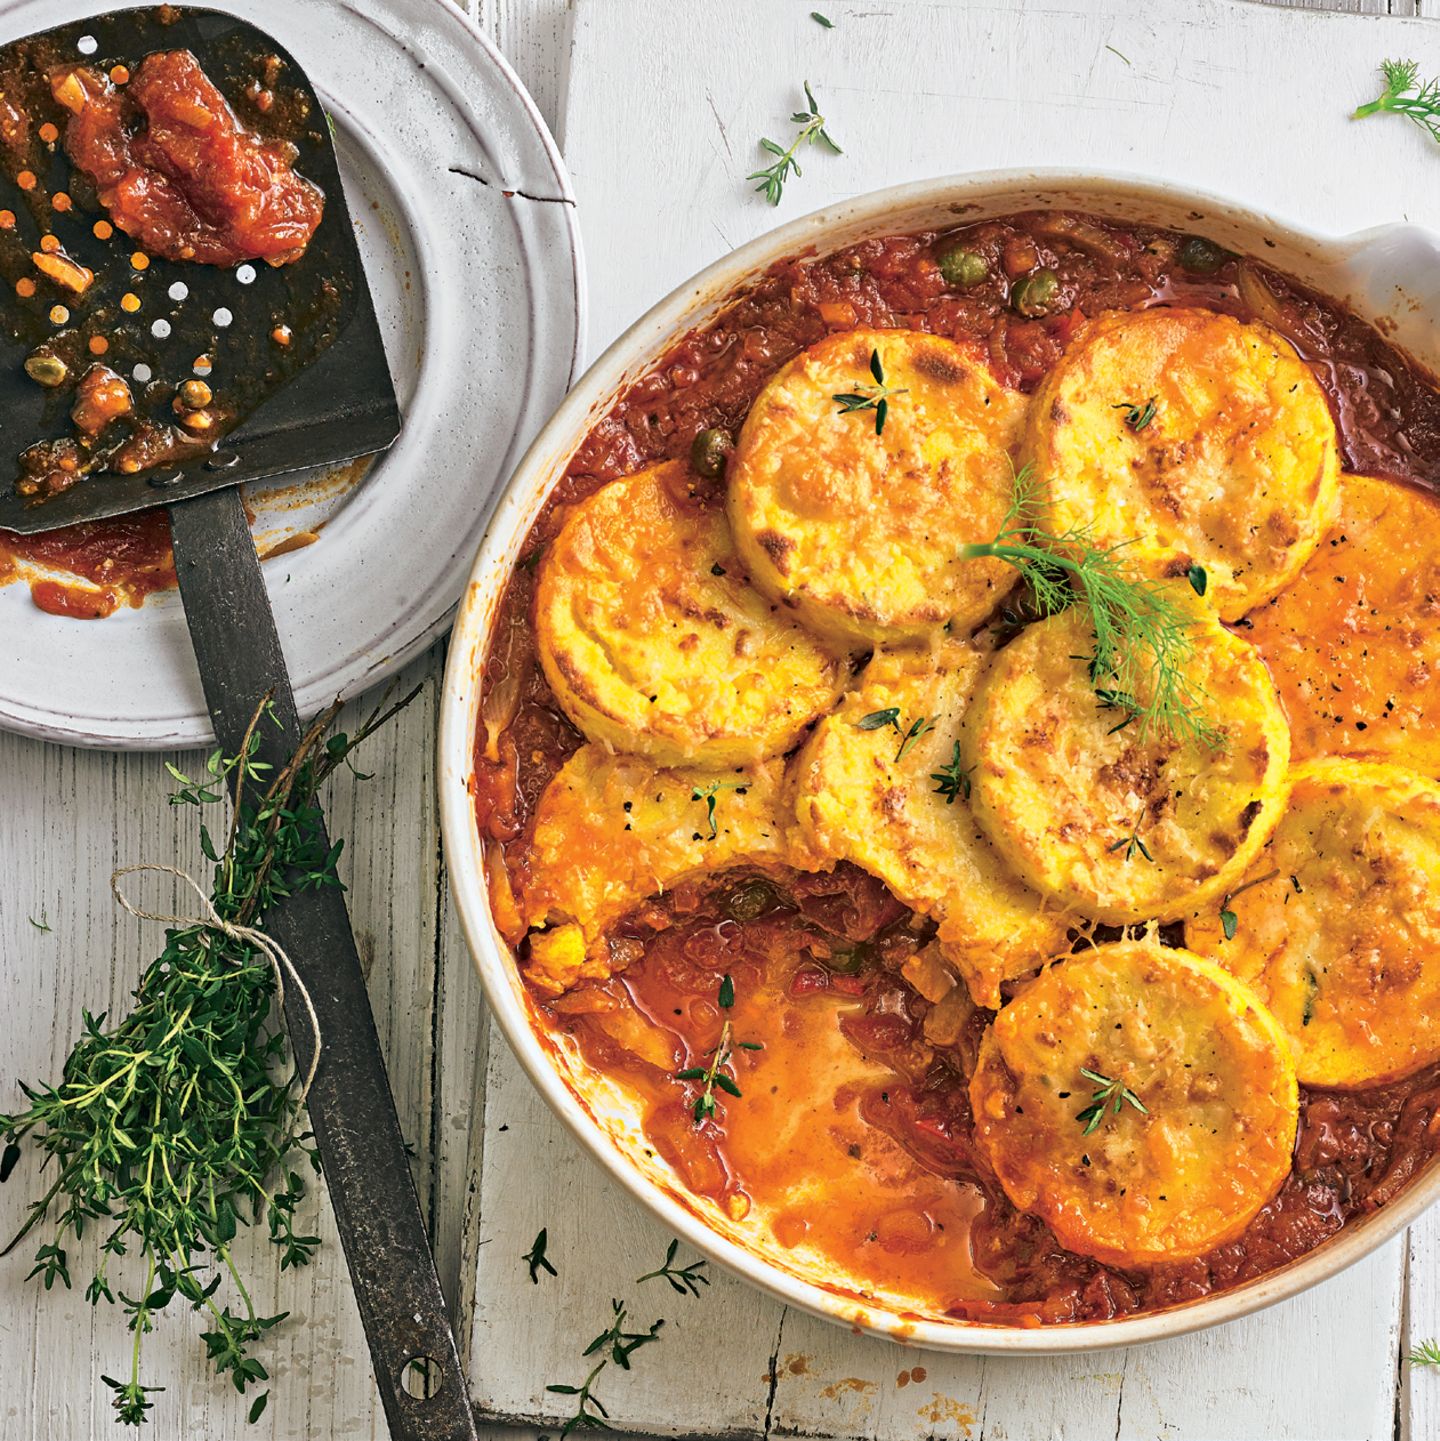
[1177,235,1229,275]
[177,379,213,410]
[24,353,67,388]
[690,426,733,478]
[724,878,776,923]
[1010,268,1060,317]
[937,245,988,289]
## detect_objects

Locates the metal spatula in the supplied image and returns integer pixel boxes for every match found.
[0,8,477,1439]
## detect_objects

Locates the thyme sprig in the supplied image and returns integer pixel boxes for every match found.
[1075,1067,1148,1136]
[854,705,937,762]
[833,348,908,436]
[1217,868,1300,942]
[637,1238,710,1298]
[930,741,971,804]
[960,464,1223,749]
[1354,59,1440,145]
[1107,814,1154,864]
[547,1300,664,1435]
[748,81,841,205]
[0,686,417,1428]
[674,976,762,1125]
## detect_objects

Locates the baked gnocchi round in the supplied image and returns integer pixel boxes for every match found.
[1187,759,1440,1088]
[962,608,1291,924]
[727,328,1025,643]
[970,940,1299,1267]
[789,638,1071,1007]
[535,460,849,766]
[1024,308,1339,619]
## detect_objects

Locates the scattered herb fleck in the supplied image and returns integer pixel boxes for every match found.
[748,80,841,205]
[637,1238,710,1298]
[1075,1066,1147,1136]
[690,779,744,841]
[1105,44,1132,66]
[894,714,938,763]
[523,1228,558,1284]
[1112,395,1158,431]
[27,912,51,933]
[1216,867,1282,943]
[811,10,834,26]
[833,348,908,436]
[856,707,901,733]
[930,741,972,804]
[1187,563,1208,598]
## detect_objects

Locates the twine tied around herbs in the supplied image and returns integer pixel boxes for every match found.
[110,862,322,1106]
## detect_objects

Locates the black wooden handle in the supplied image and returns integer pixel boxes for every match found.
[169,488,478,1441]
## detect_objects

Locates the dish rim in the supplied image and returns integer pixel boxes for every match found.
[438,166,1440,1353]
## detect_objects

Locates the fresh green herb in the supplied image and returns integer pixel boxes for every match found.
[523,1228,558,1284]
[1216,867,1282,944]
[1409,1338,1440,1368]
[0,687,416,1429]
[1112,396,1158,432]
[1075,1066,1147,1136]
[691,779,744,840]
[833,348,908,436]
[856,707,901,733]
[637,1238,710,1298]
[675,980,761,1125]
[547,1299,664,1436]
[1354,59,1440,145]
[748,80,841,205]
[1107,815,1153,864]
[959,464,1223,749]
[1187,563,1208,598]
[27,912,51,933]
[1301,967,1321,1027]
[1094,686,1140,735]
[894,714,937,763]
[1105,44,1132,66]
[930,741,971,804]
[811,10,834,26]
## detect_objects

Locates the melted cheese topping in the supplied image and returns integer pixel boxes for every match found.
[1024,308,1339,619]
[970,941,1298,1266]
[728,328,1025,642]
[1187,759,1440,1087]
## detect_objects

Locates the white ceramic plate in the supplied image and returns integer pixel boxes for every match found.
[0,0,583,749]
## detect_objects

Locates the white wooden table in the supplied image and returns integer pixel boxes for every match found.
[3,1,1440,1438]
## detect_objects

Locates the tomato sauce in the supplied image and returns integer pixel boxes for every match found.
[474,209,1440,1322]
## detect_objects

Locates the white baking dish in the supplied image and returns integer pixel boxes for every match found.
[438,169,1440,1352]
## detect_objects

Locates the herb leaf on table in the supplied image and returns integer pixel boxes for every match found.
[1354,59,1440,145]
[0,686,416,1428]
[748,81,841,205]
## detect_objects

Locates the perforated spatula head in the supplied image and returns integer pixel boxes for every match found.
[0,3,399,536]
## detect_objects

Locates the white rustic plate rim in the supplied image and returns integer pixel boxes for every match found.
[0,0,585,751]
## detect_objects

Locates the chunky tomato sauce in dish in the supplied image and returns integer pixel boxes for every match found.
[470,206,1440,1330]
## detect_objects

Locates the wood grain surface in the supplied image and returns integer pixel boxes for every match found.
[2,1,1438,1439]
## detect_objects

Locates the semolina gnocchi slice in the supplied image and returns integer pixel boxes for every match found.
[1024,308,1339,619]
[963,608,1290,924]
[1187,759,1440,1088]
[535,460,849,767]
[789,638,1070,1007]
[518,744,815,996]
[1246,475,1440,779]
[727,328,1026,644]
[970,940,1298,1267]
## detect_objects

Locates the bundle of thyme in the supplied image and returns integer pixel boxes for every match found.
[0,687,416,1427]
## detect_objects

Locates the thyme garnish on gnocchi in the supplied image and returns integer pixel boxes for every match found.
[1075,1067,1148,1136]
